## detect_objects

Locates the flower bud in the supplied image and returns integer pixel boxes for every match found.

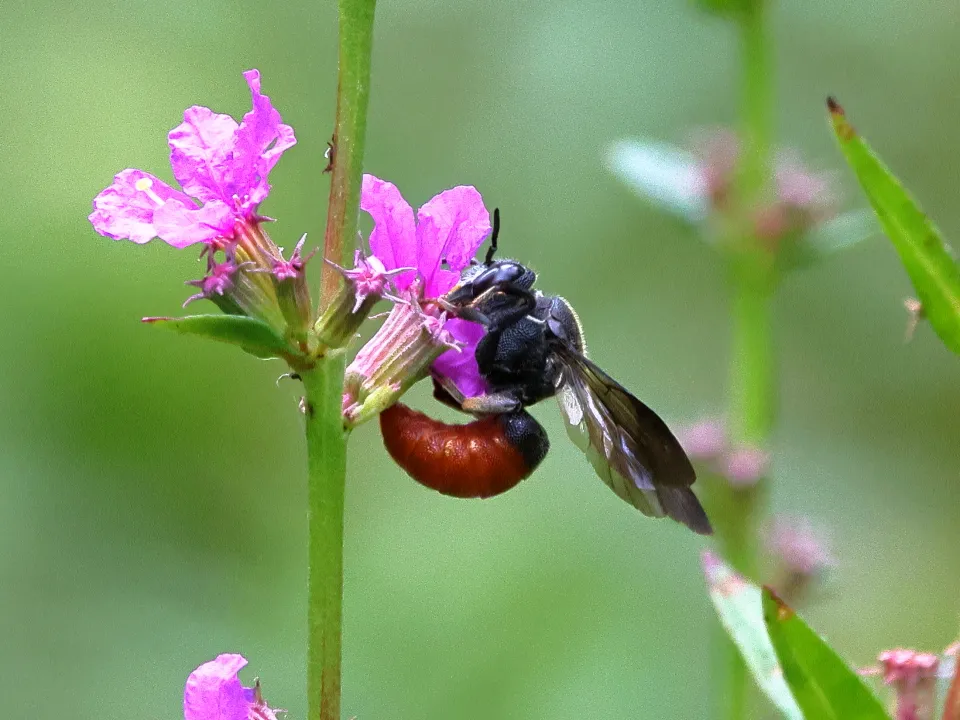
[315,251,408,349]
[343,289,461,427]
[862,648,941,720]
[258,233,315,340]
[763,514,834,603]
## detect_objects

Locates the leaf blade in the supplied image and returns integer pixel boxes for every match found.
[143,314,292,360]
[762,588,890,719]
[702,552,804,719]
[828,98,960,353]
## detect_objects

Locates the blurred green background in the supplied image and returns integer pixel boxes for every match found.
[3,0,959,717]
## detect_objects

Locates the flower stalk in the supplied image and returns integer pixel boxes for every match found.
[306,1,377,719]
[321,0,378,307]
[302,360,349,720]
[714,1,776,718]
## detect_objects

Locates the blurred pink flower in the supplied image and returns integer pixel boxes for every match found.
[721,445,769,487]
[676,417,727,459]
[184,654,280,720]
[690,128,836,240]
[89,70,295,249]
[765,514,834,577]
[360,174,492,397]
[862,648,942,720]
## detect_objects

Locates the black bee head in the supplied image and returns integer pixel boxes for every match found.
[446,259,537,305]
[444,210,538,305]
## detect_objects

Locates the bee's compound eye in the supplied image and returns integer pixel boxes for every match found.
[493,262,525,284]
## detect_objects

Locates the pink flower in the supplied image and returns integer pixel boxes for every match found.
[184,654,280,720]
[90,70,295,249]
[862,648,945,720]
[360,174,492,397]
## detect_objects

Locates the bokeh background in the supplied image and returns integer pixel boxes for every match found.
[3,0,960,717]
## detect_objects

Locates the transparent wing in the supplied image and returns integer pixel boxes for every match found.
[554,346,712,535]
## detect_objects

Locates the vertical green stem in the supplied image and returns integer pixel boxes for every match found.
[320,0,378,307]
[307,1,376,719]
[715,1,776,718]
[302,359,348,720]
[717,260,774,720]
[737,0,772,207]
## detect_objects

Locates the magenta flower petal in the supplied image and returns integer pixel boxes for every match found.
[153,198,235,249]
[89,169,197,244]
[183,654,251,720]
[168,106,241,205]
[432,318,488,397]
[235,69,297,204]
[416,186,491,297]
[360,175,418,290]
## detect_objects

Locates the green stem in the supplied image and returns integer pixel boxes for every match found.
[307,1,376,718]
[737,0,772,207]
[302,359,348,720]
[320,0,378,307]
[716,2,776,719]
[729,263,776,447]
[718,264,774,720]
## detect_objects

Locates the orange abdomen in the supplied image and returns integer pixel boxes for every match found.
[379,403,541,498]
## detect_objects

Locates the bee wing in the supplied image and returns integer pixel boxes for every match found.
[553,346,712,535]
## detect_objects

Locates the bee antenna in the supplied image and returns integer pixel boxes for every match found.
[485,208,500,265]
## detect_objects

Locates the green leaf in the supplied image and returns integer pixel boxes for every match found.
[828,97,960,354]
[142,314,292,360]
[702,553,804,719]
[605,139,707,223]
[762,587,890,719]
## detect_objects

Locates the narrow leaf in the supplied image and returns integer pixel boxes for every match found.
[828,97,960,353]
[762,587,890,719]
[702,552,804,719]
[143,314,292,359]
[941,651,960,720]
[605,139,707,223]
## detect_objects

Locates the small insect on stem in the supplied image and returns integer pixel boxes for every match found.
[323,137,335,174]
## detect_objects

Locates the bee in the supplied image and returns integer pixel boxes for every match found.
[379,212,712,535]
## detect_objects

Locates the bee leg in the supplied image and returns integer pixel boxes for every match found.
[461,391,523,416]
[451,305,492,326]
[431,376,469,412]
[431,372,523,416]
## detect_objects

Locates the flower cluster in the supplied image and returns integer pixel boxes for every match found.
[184,654,280,720]
[90,70,315,344]
[691,128,837,244]
[861,647,953,720]
[762,513,834,603]
[90,71,498,709]
[675,417,769,487]
[341,175,492,425]
[89,72,493,394]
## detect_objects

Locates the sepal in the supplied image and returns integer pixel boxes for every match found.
[143,314,302,362]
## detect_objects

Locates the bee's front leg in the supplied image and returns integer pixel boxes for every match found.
[431,372,522,416]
